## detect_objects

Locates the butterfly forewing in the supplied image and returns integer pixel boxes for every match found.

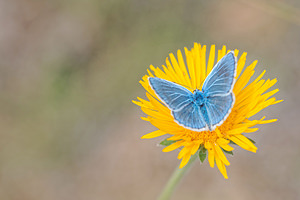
[149,78,193,111]
[202,52,236,96]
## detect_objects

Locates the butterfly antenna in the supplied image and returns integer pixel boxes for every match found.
[176,82,194,90]
[197,79,205,90]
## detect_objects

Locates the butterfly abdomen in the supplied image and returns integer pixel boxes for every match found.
[192,90,212,130]
[199,105,212,131]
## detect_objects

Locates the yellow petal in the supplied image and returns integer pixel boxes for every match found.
[235,52,247,79]
[207,45,215,75]
[216,138,230,145]
[214,143,230,166]
[141,130,167,139]
[190,142,201,155]
[234,60,257,95]
[226,126,249,135]
[258,118,277,124]
[220,144,234,151]
[178,145,191,159]
[150,118,182,133]
[229,135,256,152]
[169,53,186,84]
[150,65,167,80]
[216,156,228,179]
[217,45,227,61]
[141,117,150,121]
[167,133,187,141]
[273,99,283,104]
[205,142,215,168]
[163,141,185,152]
[141,107,172,121]
[146,93,170,115]
[179,153,192,168]
[233,49,239,57]
[164,60,179,83]
[232,134,257,152]
[185,47,196,89]
[177,49,192,87]
[244,128,259,133]
[200,45,207,86]
[193,43,201,88]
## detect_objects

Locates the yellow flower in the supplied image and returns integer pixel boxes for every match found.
[133,43,282,179]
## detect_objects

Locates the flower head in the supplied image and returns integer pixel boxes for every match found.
[133,43,282,179]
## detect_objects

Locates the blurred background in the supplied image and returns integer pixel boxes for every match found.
[0,0,299,199]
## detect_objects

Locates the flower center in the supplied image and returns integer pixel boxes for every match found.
[186,130,218,143]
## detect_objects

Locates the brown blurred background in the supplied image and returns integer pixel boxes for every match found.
[0,0,299,199]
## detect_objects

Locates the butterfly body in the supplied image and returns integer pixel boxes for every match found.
[149,51,237,132]
[192,90,204,106]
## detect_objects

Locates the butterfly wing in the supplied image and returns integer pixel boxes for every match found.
[201,52,236,130]
[202,51,236,96]
[149,77,207,131]
[204,93,234,130]
[149,77,193,111]
[172,102,207,131]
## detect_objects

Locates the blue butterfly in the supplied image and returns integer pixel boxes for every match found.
[149,51,237,132]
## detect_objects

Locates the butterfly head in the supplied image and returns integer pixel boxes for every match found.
[193,89,205,106]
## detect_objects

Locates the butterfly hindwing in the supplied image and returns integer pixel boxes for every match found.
[202,52,236,96]
[172,102,207,131]
[204,93,234,129]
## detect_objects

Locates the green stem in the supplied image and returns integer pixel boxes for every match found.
[158,153,198,200]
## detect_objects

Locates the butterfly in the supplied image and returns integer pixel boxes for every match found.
[148,51,237,132]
